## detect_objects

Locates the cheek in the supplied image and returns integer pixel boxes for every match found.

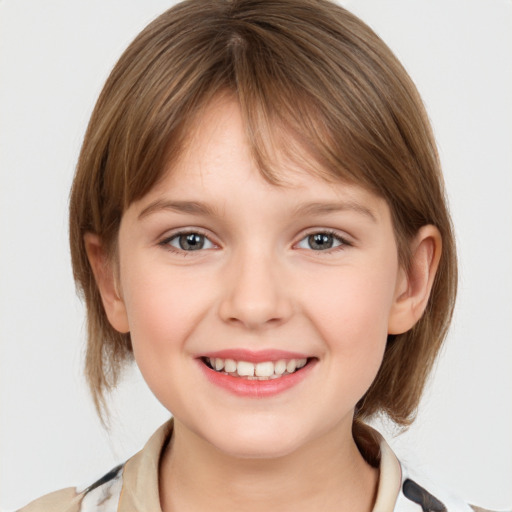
[309,268,396,332]
[303,262,398,375]
[119,261,214,360]
[118,262,218,412]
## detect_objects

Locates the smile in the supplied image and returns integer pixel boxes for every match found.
[203,357,308,380]
[198,350,316,397]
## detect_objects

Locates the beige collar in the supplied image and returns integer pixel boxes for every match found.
[118,419,402,512]
[371,428,403,512]
[119,420,172,511]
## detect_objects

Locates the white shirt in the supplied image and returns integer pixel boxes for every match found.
[18,420,493,512]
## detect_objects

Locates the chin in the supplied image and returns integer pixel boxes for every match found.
[204,419,309,460]
[216,437,302,460]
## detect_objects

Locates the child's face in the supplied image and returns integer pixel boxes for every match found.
[109,96,408,458]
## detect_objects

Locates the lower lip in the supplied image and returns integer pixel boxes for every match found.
[198,360,316,397]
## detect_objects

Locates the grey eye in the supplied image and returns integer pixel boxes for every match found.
[168,233,214,251]
[297,232,344,250]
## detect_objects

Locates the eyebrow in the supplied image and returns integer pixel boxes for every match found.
[138,199,377,222]
[293,201,378,222]
[138,200,219,220]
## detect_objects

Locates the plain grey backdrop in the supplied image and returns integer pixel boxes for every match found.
[1,0,511,510]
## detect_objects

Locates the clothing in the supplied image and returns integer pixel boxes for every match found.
[17,420,493,512]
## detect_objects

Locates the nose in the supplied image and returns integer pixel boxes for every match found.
[218,248,294,330]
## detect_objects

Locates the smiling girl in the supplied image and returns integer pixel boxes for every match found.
[17,0,494,511]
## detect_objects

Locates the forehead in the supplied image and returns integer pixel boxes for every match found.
[132,95,390,225]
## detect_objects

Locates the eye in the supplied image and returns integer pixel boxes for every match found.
[296,231,349,251]
[162,232,216,252]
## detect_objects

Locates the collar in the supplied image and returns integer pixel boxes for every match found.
[117,419,402,512]
[118,420,173,511]
[371,428,403,512]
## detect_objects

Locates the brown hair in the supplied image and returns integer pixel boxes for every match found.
[69,0,457,425]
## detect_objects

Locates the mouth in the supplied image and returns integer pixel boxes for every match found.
[198,350,317,397]
[201,356,312,380]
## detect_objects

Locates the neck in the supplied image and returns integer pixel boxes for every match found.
[159,418,379,512]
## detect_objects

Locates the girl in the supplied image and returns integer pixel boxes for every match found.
[9,1,508,511]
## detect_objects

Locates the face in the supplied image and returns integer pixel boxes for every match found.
[110,97,407,459]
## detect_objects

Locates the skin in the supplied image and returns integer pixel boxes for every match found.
[86,96,441,512]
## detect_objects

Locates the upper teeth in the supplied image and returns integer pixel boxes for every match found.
[207,357,308,379]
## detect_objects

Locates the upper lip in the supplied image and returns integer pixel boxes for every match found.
[199,349,312,363]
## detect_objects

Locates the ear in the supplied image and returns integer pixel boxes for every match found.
[388,225,442,335]
[84,233,130,334]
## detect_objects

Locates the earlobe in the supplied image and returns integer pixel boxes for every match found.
[388,225,442,335]
[84,233,130,334]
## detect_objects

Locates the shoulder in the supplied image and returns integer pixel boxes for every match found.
[397,462,502,512]
[16,464,124,512]
[15,487,80,512]
[368,425,503,512]
[397,473,472,512]
[14,420,173,512]
[469,508,504,512]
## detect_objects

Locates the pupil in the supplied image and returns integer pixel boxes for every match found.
[309,233,333,250]
[179,233,204,250]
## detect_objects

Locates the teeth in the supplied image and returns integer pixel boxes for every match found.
[206,357,309,379]
[224,359,237,373]
[237,361,255,377]
[274,360,287,375]
[286,360,297,373]
[255,361,274,377]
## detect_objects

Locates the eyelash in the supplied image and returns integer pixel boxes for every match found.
[158,230,216,256]
[296,229,352,253]
[158,229,352,255]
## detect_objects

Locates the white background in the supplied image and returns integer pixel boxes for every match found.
[1,0,511,510]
